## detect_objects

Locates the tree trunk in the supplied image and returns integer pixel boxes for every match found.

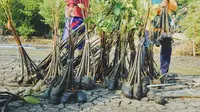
[192,38,196,57]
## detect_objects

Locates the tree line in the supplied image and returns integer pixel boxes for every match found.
[0,0,199,43]
[0,0,65,38]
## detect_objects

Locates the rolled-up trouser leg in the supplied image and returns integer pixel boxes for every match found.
[62,18,71,42]
[160,42,172,74]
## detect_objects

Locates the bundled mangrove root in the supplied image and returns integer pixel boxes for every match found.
[122,33,160,99]
[122,40,143,99]
[38,32,99,79]
[127,29,136,69]
[122,35,159,100]
[94,32,111,82]
[75,34,93,90]
[49,34,75,104]
[43,34,63,83]
[74,21,103,90]
[0,0,43,84]
[106,34,129,91]
[143,42,159,79]
[38,33,84,72]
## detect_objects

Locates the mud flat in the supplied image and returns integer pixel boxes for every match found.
[1,45,200,112]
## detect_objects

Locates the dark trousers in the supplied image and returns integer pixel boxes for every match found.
[160,40,172,74]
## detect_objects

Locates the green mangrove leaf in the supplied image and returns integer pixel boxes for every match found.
[126,4,133,8]
[114,3,122,16]
[84,17,94,24]
[23,96,40,104]
[114,6,120,16]
[131,10,138,16]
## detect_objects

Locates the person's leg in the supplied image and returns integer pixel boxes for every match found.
[171,25,175,34]
[62,18,71,42]
[160,42,172,75]
[159,42,172,84]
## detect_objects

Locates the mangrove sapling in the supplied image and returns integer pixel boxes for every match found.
[127,7,159,98]
[140,36,159,96]
[94,32,111,83]
[40,0,67,104]
[75,24,94,90]
[142,39,160,85]
[122,39,147,100]
[139,5,159,79]
[44,37,63,84]
[104,34,119,87]
[133,36,159,99]
[107,35,128,91]
[49,32,76,104]
[131,40,157,99]
[75,3,98,89]
[59,32,77,104]
[59,19,88,103]
[143,46,160,84]
[48,39,65,104]
[127,29,136,69]
[133,42,143,100]
[0,0,43,84]
[122,42,140,99]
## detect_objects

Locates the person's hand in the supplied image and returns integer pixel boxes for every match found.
[65,6,74,17]
[155,39,161,47]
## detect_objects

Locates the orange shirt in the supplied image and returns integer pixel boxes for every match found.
[66,0,89,18]
[160,0,177,12]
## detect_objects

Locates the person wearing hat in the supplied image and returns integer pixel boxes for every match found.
[153,0,177,83]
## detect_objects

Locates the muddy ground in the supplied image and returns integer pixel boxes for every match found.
[0,44,200,112]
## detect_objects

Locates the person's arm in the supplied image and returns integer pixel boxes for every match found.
[67,0,75,7]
